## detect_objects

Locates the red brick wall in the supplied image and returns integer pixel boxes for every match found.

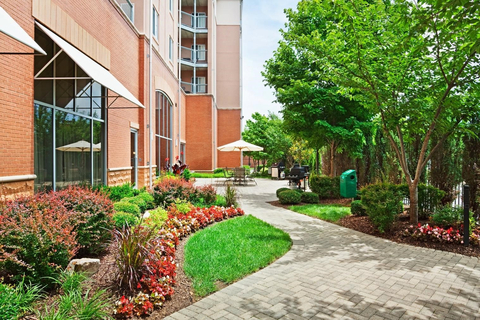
[185,95,213,170]
[217,109,241,168]
[0,0,36,178]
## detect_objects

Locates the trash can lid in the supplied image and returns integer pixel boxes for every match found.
[341,169,356,177]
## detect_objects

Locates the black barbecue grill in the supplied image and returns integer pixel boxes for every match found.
[286,166,309,190]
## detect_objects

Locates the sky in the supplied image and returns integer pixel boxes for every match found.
[242,0,300,124]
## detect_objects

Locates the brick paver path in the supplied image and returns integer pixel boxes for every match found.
[165,179,480,319]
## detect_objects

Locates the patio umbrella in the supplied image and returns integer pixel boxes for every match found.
[217,139,263,152]
[56,140,101,152]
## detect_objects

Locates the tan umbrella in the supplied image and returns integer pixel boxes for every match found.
[217,139,263,152]
[56,140,101,152]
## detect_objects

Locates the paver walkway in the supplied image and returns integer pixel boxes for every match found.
[165,178,480,320]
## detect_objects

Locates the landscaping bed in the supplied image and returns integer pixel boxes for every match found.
[269,200,480,258]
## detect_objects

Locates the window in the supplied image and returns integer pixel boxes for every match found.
[191,12,206,29]
[119,0,134,22]
[169,0,173,13]
[191,44,206,62]
[169,37,173,61]
[34,27,106,191]
[155,92,173,174]
[191,77,206,93]
[152,6,159,38]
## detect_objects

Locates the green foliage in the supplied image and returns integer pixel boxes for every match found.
[196,185,217,205]
[143,207,168,228]
[350,200,367,216]
[113,201,141,216]
[123,196,147,213]
[301,192,319,204]
[213,168,224,174]
[242,165,251,172]
[113,211,139,229]
[289,204,350,222]
[0,279,43,320]
[54,271,87,294]
[430,207,463,228]
[184,215,291,296]
[276,187,290,198]
[135,192,155,210]
[181,168,192,181]
[361,183,404,233]
[214,195,227,207]
[190,172,224,178]
[98,183,137,202]
[294,188,304,194]
[278,190,301,205]
[224,184,238,207]
[308,174,341,199]
[398,184,446,220]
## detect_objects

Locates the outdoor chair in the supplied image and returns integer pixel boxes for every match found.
[222,167,234,185]
[233,167,246,185]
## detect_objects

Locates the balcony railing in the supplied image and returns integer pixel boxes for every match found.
[181,11,207,30]
[180,46,208,65]
[181,81,207,94]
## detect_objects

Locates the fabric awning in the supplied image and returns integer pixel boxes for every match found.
[0,7,46,55]
[37,23,144,108]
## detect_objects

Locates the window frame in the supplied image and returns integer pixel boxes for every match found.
[152,6,159,39]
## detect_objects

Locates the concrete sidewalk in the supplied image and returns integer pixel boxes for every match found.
[165,178,480,320]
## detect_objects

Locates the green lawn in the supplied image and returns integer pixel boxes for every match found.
[190,172,224,178]
[184,215,291,297]
[289,204,351,222]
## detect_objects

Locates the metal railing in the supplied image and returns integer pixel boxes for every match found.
[180,46,207,64]
[180,11,207,30]
[181,81,207,94]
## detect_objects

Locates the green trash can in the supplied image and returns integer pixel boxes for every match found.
[340,170,357,198]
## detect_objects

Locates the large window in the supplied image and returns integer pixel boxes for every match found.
[152,7,159,39]
[34,27,106,191]
[155,91,173,174]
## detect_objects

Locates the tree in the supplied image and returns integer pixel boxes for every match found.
[277,0,480,223]
[263,7,374,177]
[242,112,292,170]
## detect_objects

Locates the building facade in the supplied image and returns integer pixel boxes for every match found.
[0,0,242,197]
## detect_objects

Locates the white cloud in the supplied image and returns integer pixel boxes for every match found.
[242,0,299,125]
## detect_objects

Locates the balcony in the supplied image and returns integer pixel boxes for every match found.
[180,46,208,69]
[181,11,208,38]
[181,80,207,94]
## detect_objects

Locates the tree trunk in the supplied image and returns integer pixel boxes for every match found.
[315,148,320,174]
[408,182,419,224]
[330,141,335,177]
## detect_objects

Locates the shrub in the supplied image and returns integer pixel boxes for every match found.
[294,188,304,193]
[114,201,141,216]
[214,195,227,207]
[276,187,290,198]
[153,176,197,207]
[301,192,319,204]
[308,174,341,199]
[136,192,155,210]
[123,196,148,213]
[99,183,136,202]
[350,200,367,216]
[0,279,43,320]
[398,184,446,220]
[196,185,217,205]
[213,168,224,174]
[225,184,238,207]
[169,199,195,215]
[53,186,114,254]
[361,183,404,233]
[181,168,192,181]
[0,195,79,285]
[430,207,475,231]
[278,190,302,205]
[113,211,139,229]
[143,208,168,228]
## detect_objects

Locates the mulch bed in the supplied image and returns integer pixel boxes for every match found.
[268,200,480,258]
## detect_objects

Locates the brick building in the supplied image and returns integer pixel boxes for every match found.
[0,0,242,196]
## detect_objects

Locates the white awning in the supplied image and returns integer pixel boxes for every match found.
[37,23,144,108]
[0,7,46,55]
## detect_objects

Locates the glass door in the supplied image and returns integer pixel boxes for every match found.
[130,129,138,187]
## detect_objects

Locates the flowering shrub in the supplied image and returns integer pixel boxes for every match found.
[0,195,79,285]
[53,186,114,254]
[152,176,197,207]
[113,205,245,318]
[196,185,217,205]
[403,223,480,246]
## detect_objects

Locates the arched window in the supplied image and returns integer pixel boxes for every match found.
[155,91,173,173]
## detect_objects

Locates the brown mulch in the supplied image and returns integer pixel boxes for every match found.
[268,200,480,258]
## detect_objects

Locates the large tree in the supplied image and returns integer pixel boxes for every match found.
[263,17,374,177]
[275,0,480,223]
